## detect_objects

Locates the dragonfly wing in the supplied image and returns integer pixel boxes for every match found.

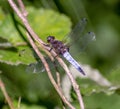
[26,61,45,73]
[75,31,96,52]
[69,18,88,39]
[62,18,88,44]
[25,56,59,73]
[19,48,50,73]
[63,18,95,54]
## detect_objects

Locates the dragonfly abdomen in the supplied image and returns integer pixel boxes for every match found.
[63,52,85,75]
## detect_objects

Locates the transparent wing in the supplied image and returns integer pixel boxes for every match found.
[19,49,60,73]
[72,31,96,51]
[26,58,61,74]
[26,61,45,73]
[63,18,88,44]
[63,18,96,54]
[68,18,88,40]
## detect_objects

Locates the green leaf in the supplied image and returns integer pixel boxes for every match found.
[0,46,36,65]
[72,92,120,109]
[84,92,120,109]
[27,7,71,41]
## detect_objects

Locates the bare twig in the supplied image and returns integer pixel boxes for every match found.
[16,0,75,108]
[7,0,85,109]
[56,72,61,87]
[26,32,75,109]
[56,72,66,109]
[0,78,15,109]
[17,0,28,16]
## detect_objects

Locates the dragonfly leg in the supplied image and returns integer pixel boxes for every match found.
[49,47,53,52]
[54,54,58,58]
[43,43,50,47]
[67,47,69,52]
[43,43,54,52]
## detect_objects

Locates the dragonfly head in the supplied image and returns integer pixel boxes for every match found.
[47,36,55,43]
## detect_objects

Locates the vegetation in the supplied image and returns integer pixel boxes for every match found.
[0,0,120,109]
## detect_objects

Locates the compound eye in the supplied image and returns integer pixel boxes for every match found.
[47,37,50,43]
[47,36,55,43]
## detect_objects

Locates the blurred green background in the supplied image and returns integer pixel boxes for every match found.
[0,0,120,109]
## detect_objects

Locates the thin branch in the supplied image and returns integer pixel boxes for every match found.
[56,72,66,109]
[26,32,75,109]
[56,72,61,87]
[0,78,15,109]
[8,1,74,108]
[16,0,75,108]
[17,0,28,16]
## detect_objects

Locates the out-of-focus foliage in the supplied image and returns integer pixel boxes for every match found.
[3,101,47,109]
[0,5,71,109]
[0,0,120,109]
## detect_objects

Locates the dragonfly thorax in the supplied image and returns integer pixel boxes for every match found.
[47,36,68,55]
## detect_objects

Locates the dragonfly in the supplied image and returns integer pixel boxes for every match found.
[23,18,95,75]
[47,36,86,75]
